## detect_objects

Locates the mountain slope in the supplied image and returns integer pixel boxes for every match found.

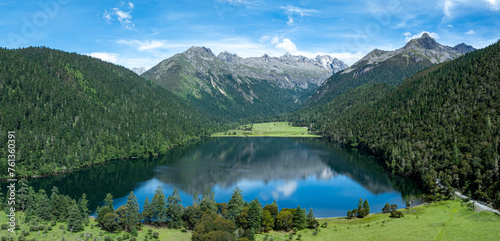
[142,47,347,119]
[0,47,218,178]
[298,40,500,207]
[307,33,475,107]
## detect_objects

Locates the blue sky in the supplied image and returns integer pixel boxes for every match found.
[1,0,499,68]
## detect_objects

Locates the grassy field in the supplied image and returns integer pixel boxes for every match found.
[1,199,499,240]
[255,199,500,241]
[211,122,321,137]
[0,213,191,241]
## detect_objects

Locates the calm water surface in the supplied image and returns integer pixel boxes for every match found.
[29,137,421,217]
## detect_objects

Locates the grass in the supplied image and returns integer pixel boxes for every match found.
[2,200,498,240]
[211,122,321,137]
[0,212,191,241]
[255,199,500,241]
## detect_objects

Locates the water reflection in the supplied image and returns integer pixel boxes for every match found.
[27,137,421,217]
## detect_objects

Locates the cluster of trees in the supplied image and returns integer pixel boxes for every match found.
[1,180,89,233]
[382,203,404,218]
[92,186,319,241]
[0,47,224,179]
[346,198,370,219]
[290,41,500,208]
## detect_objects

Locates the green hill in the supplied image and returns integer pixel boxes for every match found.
[0,47,219,178]
[294,41,500,207]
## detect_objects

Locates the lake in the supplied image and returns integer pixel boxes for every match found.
[28,137,421,218]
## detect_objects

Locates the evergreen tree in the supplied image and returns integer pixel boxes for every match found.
[17,179,29,211]
[125,191,140,230]
[237,207,250,229]
[36,189,52,221]
[166,188,184,228]
[306,208,319,228]
[293,206,307,230]
[67,200,84,232]
[363,199,370,216]
[151,186,167,224]
[247,198,262,231]
[78,193,90,225]
[104,193,114,211]
[142,197,152,224]
[227,186,244,222]
[200,186,216,213]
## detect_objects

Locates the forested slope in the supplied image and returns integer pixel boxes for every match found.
[294,41,500,207]
[0,47,219,178]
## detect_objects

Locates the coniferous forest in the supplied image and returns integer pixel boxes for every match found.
[0,47,222,178]
[289,41,500,207]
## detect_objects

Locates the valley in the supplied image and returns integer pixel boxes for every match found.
[1,2,499,239]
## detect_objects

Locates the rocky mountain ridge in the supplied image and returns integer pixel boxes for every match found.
[308,33,475,106]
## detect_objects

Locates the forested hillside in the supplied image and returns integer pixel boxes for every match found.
[0,47,220,178]
[293,41,500,207]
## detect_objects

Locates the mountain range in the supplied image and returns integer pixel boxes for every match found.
[141,47,348,119]
[307,33,475,106]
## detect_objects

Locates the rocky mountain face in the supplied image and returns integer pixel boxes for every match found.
[308,33,475,106]
[142,47,347,119]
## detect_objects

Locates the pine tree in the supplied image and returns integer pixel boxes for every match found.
[166,188,184,228]
[78,193,90,225]
[363,199,370,216]
[261,210,274,231]
[125,191,140,230]
[293,206,307,230]
[248,198,262,231]
[151,186,167,224]
[227,186,244,222]
[36,189,52,221]
[104,193,114,211]
[142,197,152,224]
[200,186,216,213]
[67,200,83,232]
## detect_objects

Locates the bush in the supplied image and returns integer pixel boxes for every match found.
[130,237,136,241]
[131,227,138,237]
[104,237,113,241]
[50,220,56,226]
[152,232,159,239]
[0,224,7,230]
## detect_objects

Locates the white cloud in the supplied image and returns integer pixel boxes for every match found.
[275,38,297,52]
[440,0,500,19]
[102,2,135,30]
[259,36,269,43]
[280,5,318,26]
[287,15,294,26]
[447,24,454,28]
[280,5,319,17]
[404,31,440,42]
[465,29,476,34]
[85,52,119,63]
[270,36,280,44]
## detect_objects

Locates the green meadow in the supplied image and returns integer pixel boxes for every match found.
[2,199,499,240]
[211,122,321,137]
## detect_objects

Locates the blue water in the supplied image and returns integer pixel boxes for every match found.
[29,137,420,218]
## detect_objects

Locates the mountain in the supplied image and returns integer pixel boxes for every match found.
[142,47,348,119]
[0,47,218,178]
[307,33,475,106]
[294,40,500,207]
[131,67,147,75]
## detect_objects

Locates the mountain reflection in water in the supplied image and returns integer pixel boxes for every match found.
[28,137,421,217]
